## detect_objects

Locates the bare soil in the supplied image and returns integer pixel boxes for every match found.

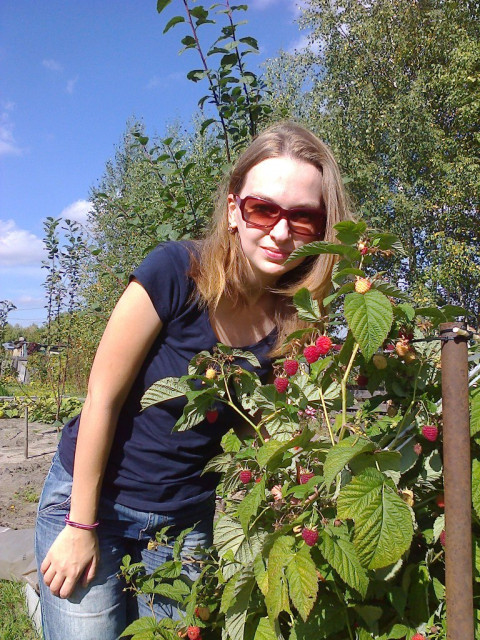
[0,418,58,529]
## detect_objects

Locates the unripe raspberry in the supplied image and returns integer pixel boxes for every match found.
[187,626,201,640]
[283,358,299,376]
[360,246,369,255]
[315,335,333,355]
[205,409,218,424]
[439,530,446,547]
[301,527,319,546]
[239,469,252,484]
[303,345,321,364]
[421,424,438,442]
[205,367,217,380]
[372,354,388,370]
[195,606,210,621]
[413,442,423,455]
[403,349,417,364]
[299,472,315,485]
[354,277,371,294]
[274,376,289,393]
[395,340,410,357]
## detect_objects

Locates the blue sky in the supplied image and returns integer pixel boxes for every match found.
[0,0,309,328]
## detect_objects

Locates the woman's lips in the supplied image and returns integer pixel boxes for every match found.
[261,246,290,261]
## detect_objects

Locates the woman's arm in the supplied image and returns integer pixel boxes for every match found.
[40,280,163,598]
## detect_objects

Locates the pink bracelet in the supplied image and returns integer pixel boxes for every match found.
[65,513,99,530]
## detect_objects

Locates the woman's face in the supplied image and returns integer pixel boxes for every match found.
[227,156,324,289]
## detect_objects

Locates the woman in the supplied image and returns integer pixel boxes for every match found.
[35,122,351,639]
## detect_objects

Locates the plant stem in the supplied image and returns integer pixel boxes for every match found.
[338,343,360,440]
[221,366,265,442]
[318,384,335,445]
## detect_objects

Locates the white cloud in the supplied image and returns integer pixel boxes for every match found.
[42,58,63,72]
[60,199,93,225]
[0,220,45,267]
[288,33,323,55]
[66,76,79,94]
[146,72,184,90]
[0,110,22,156]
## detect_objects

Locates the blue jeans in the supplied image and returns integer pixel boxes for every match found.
[35,451,215,640]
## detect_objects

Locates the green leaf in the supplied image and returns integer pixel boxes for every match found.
[287,241,360,263]
[157,0,172,13]
[266,536,294,623]
[319,526,369,597]
[285,546,318,621]
[471,389,480,436]
[337,468,413,569]
[293,287,321,322]
[214,515,246,559]
[334,220,367,244]
[224,566,256,640]
[120,616,160,637]
[323,436,376,488]
[237,475,266,533]
[473,459,480,519]
[332,267,365,283]
[396,303,416,321]
[370,232,404,253]
[231,348,261,367]
[344,290,394,361]
[141,377,190,409]
[163,15,185,32]
[373,281,410,300]
[254,618,277,640]
[290,591,347,638]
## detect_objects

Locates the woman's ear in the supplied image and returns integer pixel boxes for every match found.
[227,193,238,231]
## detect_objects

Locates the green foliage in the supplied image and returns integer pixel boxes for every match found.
[0,395,83,424]
[119,224,479,638]
[0,580,40,640]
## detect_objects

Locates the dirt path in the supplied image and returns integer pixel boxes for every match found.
[0,418,59,529]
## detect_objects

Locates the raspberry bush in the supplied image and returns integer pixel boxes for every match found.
[120,222,480,640]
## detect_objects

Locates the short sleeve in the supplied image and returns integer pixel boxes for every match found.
[130,242,193,324]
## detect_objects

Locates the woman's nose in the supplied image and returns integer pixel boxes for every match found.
[269,216,291,242]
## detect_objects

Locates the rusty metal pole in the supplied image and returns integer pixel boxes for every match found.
[440,322,474,639]
[24,405,29,459]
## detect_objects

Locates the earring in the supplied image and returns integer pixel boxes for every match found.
[228,224,237,234]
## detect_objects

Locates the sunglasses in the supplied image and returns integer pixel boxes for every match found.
[234,194,326,238]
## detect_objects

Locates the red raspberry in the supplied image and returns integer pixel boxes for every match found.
[239,469,252,484]
[385,343,395,352]
[301,528,319,546]
[315,335,333,355]
[205,409,218,424]
[439,530,446,547]
[412,635,425,640]
[300,472,315,485]
[187,626,201,640]
[421,425,438,442]
[435,493,445,508]
[356,374,369,387]
[274,376,289,393]
[303,345,321,364]
[413,442,423,455]
[283,359,299,376]
[332,343,342,351]
[399,328,414,342]
[354,277,371,294]
[360,246,369,255]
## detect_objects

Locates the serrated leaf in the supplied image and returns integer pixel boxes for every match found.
[323,436,376,488]
[237,476,266,533]
[141,377,190,409]
[396,303,416,321]
[225,566,256,640]
[214,515,246,559]
[319,527,369,597]
[253,554,268,596]
[287,241,360,263]
[370,232,404,253]
[120,616,159,637]
[472,459,480,519]
[293,287,321,322]
[373,281,410,300]
[266,536,294,623]
[285,546,318,621]
[471,389,480,436]
[337,468,413,569]
[344,290,394,361]
[289,591,347,638]
[334,220,367,244]
[229,348,261,367]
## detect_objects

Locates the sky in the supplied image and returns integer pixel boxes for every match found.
[0,0,310,328]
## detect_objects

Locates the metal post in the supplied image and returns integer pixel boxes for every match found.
[24,405,29,459]
[439,322,474,639]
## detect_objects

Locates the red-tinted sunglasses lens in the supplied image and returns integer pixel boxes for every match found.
[237,196,325,237]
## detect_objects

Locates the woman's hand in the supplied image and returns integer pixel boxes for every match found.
[40,526,100,599]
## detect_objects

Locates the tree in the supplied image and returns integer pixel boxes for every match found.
[294,0,480,322]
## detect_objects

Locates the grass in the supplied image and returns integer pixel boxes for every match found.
[0,579,41,639]
[14,486,40,504]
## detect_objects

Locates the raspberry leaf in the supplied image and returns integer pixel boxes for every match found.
[266,536,294,624]
[285,546,318,621]
[237,475,266,534]
[252,617,278,640]
[324,435,376,488]
[224,566,256,640]
[141,377,190,409]
[337,468,413,569]
[344,289,394,361]
[319,526,368,597]
[286,241,361,263]
[293,287,321,322]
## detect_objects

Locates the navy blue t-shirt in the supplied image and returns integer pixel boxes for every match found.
[58,241,275,512]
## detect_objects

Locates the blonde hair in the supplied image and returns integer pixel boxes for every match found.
[189,121,353,355]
